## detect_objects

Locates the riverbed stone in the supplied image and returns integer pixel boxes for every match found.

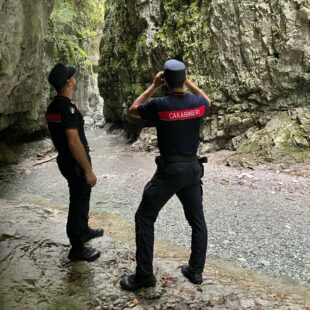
[227,111,310,167]
[1,200,309,309]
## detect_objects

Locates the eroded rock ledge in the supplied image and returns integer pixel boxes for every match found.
[0,200,309,309]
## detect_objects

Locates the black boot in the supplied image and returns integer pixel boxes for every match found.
[120,274,157,291]
[68,247,101,262]
[181,265,203,284]
[84,228,104,242]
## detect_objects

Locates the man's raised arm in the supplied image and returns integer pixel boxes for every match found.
[185,78,211,108]
[129,72,164,118]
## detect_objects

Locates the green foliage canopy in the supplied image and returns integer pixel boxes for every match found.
[50,0,105,68]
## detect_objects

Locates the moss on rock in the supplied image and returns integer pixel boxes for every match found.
[98,0,214,127]
[0,144,14,166]
[50,0,105,69]
[98,0,310,165]
[228,110,310,166]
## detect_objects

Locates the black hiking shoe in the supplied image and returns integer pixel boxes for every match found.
[68,247,101,262]
[181,265,203,284]
[84,228,104,242]
[120,274,157,291]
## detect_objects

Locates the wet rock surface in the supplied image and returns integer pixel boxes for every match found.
[1,201,309,310]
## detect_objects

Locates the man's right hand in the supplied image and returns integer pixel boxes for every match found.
[152,71,164,88]
[85,169,97,187]
[129,71,164,119]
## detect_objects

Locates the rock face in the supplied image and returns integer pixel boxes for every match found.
[0,0,54,140]
[98,0,310,163]
[0,0,104,144]
[50,0,105,126]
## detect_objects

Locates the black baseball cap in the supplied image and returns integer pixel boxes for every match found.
[163,59,186,86]
[48,63,76,91]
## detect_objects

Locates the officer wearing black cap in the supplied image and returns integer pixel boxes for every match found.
[46,63,103,262]
[121,59,211,290]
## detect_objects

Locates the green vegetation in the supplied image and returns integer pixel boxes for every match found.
[228,112,310,166]
[50,0,105,69]
[98,0,215,123]
[98,1,149,122]
[152,0,216,89]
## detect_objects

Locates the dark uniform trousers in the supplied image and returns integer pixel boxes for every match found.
[135,159,208,277]
[57,156,91,248]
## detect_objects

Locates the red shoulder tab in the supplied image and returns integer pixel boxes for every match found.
[45,112,62,123]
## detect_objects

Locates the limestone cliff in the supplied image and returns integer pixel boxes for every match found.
[0,0,104,145]
[98,0,310,164]
[50,0,105,126]
[0,0,54,140]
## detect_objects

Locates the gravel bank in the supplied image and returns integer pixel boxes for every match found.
[0,129,309,288]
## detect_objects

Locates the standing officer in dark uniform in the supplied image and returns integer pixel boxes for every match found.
[121,59,211,290]
[46,63,103,262]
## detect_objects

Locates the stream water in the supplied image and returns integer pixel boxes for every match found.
[0,129,309,288]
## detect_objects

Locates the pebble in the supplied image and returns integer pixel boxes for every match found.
[238,173,254,179]
[258,259,271,266]
[240,299,255,309]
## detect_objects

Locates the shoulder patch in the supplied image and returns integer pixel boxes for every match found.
[69,106,75,114]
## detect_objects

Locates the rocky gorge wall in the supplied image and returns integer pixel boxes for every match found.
[0,0,54,141]
[0,0,104,149]
[98,0,310,165]
[50,0,105,127]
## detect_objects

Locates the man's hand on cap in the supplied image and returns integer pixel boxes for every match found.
[153,71,164,88]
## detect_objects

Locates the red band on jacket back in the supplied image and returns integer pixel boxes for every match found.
[158,105,205,121]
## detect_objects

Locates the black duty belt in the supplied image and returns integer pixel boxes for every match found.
[155,155,208,164]
[160,155,197,163]
[156,155,208,164]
